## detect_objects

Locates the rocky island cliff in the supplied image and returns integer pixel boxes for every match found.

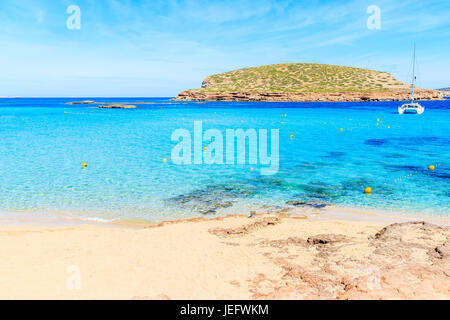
[439,87,450,97]
[174,63,443,102]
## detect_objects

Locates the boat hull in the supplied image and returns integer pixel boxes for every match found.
[398,103,424,115]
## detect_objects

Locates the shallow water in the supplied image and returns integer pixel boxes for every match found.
[0,98,449,222]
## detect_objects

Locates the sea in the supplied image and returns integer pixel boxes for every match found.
[0,97,449,222]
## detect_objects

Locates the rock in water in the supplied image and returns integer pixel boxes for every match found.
[68,100,96,104]
[98,104,137,109]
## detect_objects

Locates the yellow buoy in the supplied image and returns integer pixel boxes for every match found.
[163,158,167,162]
[364,187,372,194]
[290,134,293,138]
[82,163,87,168]
[340,128,343,131]
[428,165,435,171]
[203,146,207,150]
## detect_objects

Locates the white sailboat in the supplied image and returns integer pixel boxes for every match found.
[398,43,424,114]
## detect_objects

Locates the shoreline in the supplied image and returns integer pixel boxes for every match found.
[0,204,448,228]
[173,89,444,102]
[0,209,448,299]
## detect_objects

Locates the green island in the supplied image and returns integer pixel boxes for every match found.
[174,63,443,102]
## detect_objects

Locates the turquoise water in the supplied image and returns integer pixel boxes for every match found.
[0,98,449,222]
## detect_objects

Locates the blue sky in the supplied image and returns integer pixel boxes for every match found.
[1,0,449,97]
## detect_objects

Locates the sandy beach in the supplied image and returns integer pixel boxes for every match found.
[0,208,448,300]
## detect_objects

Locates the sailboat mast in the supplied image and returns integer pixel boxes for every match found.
[411,43,416,102]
